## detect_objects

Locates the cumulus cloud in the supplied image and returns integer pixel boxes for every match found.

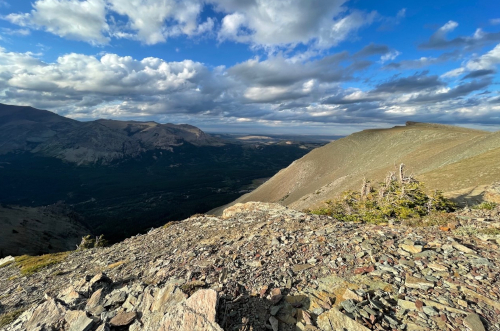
[4,0,210,45]
[0,48,231,115]
[4,0,378,49]
[420,20,500,50]
[0,46,497,130]
[107,0,209,44]
[214,0,351,47]
[5,0,109,44]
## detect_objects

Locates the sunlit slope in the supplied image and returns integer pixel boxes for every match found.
[233,122,500,210]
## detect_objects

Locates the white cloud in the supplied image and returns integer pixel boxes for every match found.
[4,13,30,26]
[441,20,459,32]
[380,50,401,63]
[396,8,406,19]
[5,0,209,45]
[420,20,500,50]
[215,0,376,49]
[315,10,377,49]
[442,43,500,77]
[490,18,500,25]
[441,68,464,78]
[107,0,205,44]
[8,52,212,95]
[3,0,378,49]
[5,0,109,44]
[0,47,497,130]
[465,43,500,70]
[1,28,31,36]
[219,12,248,43]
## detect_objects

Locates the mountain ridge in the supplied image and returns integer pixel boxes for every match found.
[0,103,223,165]
[223,122,500,213]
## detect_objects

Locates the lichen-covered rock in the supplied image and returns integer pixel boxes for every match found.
[317,308,370,331]
[158,289,222,331]
[25,298,68,330]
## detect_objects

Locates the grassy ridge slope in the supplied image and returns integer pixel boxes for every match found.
[232,122,500,211]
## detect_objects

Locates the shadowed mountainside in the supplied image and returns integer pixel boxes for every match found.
[0,103,321,244]
[0,103,222,165]
[0,204,90,257]
[224,122,500,212]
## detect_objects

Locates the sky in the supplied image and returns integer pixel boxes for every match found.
[0,0,499,135]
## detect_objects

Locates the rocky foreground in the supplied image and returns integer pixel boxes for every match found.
[1,202,500,331]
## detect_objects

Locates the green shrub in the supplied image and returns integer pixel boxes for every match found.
[472,202,498,210]
[311,166,456,224]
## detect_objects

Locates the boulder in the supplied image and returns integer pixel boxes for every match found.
[317,308,370,331]
[158,289,223,331]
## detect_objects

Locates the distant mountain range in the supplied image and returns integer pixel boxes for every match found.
[0,103,321,254]
[225,122,500,212]
[0,103,222,165]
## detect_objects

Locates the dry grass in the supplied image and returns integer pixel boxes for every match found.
[472,201,498,210]
[402,212,455,228]
[108,260,127,269]
[453,226,480,237]
[480,227,500,235]
[0,309,24,328]
[234,123,500,212]
[15,252,70,276]
[0,260,14,269]
[162,221,179,229]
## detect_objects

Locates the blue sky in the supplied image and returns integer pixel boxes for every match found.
[0,0,499,135]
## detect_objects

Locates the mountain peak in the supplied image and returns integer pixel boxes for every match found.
[0,103,223,164]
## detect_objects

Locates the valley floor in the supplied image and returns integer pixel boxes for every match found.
[0,202,499,330]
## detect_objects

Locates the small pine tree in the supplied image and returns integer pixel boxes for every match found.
[77,234,108,250]
[312,164,456,223]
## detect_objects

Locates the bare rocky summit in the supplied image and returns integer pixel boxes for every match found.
[1,202,500,330]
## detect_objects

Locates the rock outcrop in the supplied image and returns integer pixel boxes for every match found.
[1,202,500,330]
